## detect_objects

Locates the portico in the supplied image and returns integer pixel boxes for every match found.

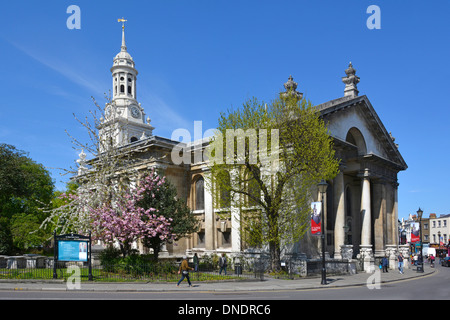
[315,63,407,264]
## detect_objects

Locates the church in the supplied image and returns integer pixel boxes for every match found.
[80,22,407,269]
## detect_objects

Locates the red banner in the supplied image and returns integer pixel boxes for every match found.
[411,222,420,243]
[311,202,322,235]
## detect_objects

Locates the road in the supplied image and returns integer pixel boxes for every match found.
[0,263,448,301]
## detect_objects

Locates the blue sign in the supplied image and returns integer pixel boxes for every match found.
[58,240,88,262]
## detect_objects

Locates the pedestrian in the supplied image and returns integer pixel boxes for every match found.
[193,253,199,272]
[414,254,418,266]
[398,253,404,274]
[219,253,227,275]
[382,255,389,273]
[430,254,435,268]
[177,256,193,287]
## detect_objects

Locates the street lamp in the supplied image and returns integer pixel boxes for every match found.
[417,208,424,273]
[318,179,328,285]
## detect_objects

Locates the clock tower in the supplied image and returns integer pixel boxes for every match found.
[100,19,154,150]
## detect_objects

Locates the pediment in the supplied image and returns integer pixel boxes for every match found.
[316,95,407,172]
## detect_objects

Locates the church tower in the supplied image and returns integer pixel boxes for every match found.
[99,19,154,150]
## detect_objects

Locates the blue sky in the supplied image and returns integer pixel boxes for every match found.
[1,1,449,220]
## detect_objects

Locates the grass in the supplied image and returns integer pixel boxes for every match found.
[0,267,253,282]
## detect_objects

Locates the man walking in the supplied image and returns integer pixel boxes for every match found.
[177,256,194,287]
[219,253,227,275]
[398,253,404,274]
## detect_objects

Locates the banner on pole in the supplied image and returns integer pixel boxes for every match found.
[311,202,322,235]
[411,222,420,243]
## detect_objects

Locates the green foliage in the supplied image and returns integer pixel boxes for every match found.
[0,217,14,255]
[206,93,339,271]
[198,252,220,270]
[136,172,200,260]
[0,144,55,254]
[98,247,178,277]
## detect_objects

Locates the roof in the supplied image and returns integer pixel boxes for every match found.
[316,94,408,171]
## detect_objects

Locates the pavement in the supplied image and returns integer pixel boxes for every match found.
[0,264,437,292]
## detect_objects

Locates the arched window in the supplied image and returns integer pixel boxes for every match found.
[128,86,132,94]
[120,85,125,93]
[195,177,205,211]
[130,136,138,143]
[345,127,367,155]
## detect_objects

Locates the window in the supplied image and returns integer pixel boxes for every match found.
[195,177,204,211]
[216,170,231,208]
[222,231,231,246]
[128,86,132,94]
[197,232,205,248]
[120,85,125,93]
[245,170,260,207]
[130,137,138,143]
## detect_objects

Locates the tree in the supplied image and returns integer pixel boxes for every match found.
[136,172,200,261]
[40,94,145,235]
[206,91,339,271]
[0,143,54,254]
[40,95,194,261]
[89,170,175,257]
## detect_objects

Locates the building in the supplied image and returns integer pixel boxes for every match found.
[79,23,408,267]
[429,214,450,256]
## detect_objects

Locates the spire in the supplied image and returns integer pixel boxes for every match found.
[342,62,360,98]
[118,18,127,52]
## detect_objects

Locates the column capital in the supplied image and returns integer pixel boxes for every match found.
[357,168,371,179]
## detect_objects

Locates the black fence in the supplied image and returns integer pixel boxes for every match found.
[0,257,264,282]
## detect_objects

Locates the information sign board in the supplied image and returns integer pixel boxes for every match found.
[58,240,88,262]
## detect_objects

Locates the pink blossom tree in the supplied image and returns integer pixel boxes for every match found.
[90,170,175,256]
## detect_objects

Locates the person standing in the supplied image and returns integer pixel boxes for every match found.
[177,256,194,287]
[398,253,404,274]
[219,253,227,275]
[382,255,389,273]
[193,253,199,272]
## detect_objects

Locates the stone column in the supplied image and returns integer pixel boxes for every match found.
[392,182,399,246]
[230,169,241,252]
[360,170,372,251]
[334,171,345,259]
[373,181,386,257]
[204,172,215,251]
[359,169,373,271]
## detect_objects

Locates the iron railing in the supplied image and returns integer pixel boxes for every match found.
[0,260,264,282]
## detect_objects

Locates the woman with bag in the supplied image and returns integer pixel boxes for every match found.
[177,256,194,287]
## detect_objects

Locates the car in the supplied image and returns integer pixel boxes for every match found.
[440,257,450,267]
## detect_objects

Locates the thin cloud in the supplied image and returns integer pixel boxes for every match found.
[10,40,106,97]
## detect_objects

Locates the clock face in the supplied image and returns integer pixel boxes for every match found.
[130,106,140,118]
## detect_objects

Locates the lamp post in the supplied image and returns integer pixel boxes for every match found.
[417,208,424,273]
[318,179,328,285]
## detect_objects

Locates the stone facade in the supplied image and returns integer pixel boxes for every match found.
[80,26,408,272]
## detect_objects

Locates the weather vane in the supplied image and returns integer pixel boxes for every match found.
[118,17,127,29]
